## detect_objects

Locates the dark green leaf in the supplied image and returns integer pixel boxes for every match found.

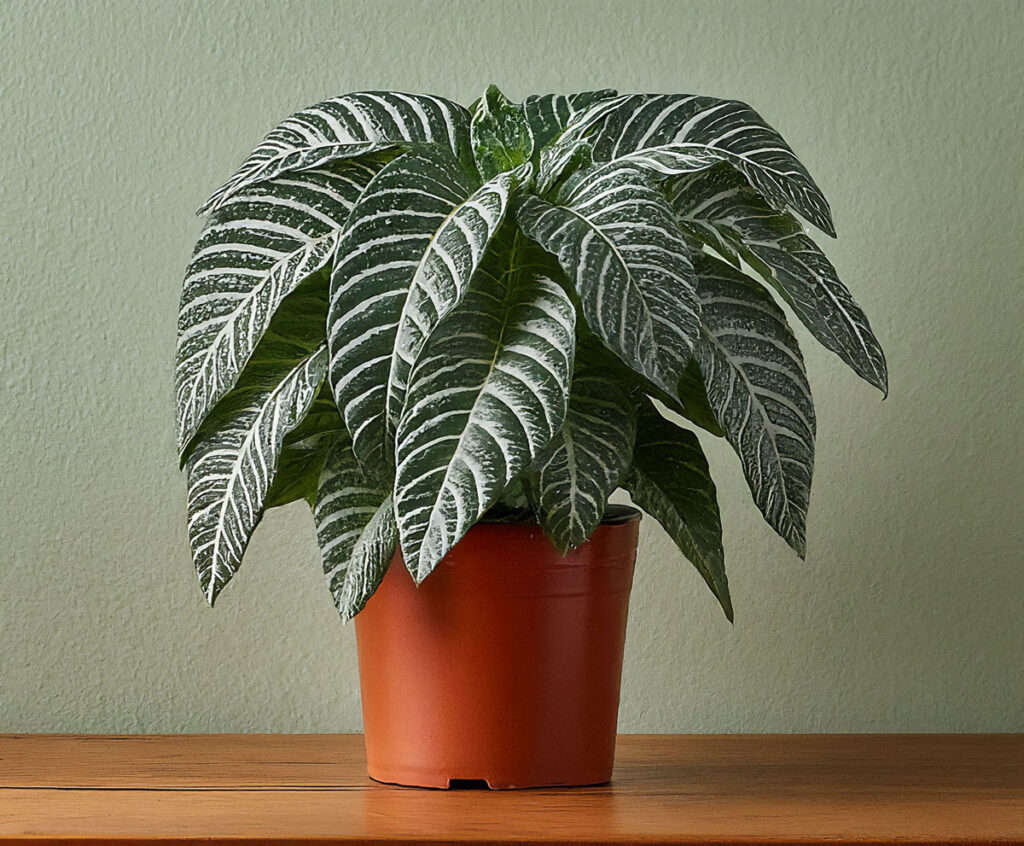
[184,282,329,604]
[328,147,516,479]
[523,90,618,151]
[264,390,343,509]
[200,92,472,214]
[592,94,835,236]
[176,161,377,454]
[623,400,732,620]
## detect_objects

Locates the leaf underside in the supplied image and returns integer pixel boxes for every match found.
[623,399,732,620]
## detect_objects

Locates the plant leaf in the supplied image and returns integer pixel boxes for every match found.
[693,253,816,555]
[313,436,397,622]
[536,139,594,196]
[185,330,328,604]
[517,160,700,396]
[674,359,726,437]
[263,389,343,509]
[327,147,481,477]
[557,93,632,146]
[471,85,534,179]
[176,161,377,455]
[199,92,472,214]
[532,369,637,552]
[623,400,732,621]
[394,237,576,582]
[523,90,619,151]
[669,164,888,394]
[386,166,521,433]
[592,94,836,236]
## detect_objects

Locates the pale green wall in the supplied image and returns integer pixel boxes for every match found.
[1,0,1021,733]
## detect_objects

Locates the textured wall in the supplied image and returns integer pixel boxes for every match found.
[2,0,1021,733]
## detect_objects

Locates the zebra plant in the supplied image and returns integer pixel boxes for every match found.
[177,86,886,624]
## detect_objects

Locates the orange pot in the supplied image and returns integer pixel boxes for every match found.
[354,508,641,789]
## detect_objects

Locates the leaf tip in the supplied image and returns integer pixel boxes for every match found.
[483,83,508,107]
[195,193,222,217]
[714,578,734,623]
[875,367,890,400]
[408,552,436,587]
[781,523,807,560]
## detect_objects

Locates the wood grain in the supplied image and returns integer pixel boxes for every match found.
[0,734,1021,844]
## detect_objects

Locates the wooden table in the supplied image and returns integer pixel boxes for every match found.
[1,734,1021,844]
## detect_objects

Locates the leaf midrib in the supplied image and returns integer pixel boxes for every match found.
[557,204,658,368]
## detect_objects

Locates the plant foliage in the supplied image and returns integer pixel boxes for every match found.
[177,86,887,622]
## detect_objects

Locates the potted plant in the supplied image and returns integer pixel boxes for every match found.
[176,86,886,789]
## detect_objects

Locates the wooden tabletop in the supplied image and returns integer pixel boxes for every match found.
[0,734,1021,845]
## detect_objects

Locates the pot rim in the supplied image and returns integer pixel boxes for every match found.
[478,503,642,528]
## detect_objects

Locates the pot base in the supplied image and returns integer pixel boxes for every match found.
[367,762,614,790]
[368,772,611,790]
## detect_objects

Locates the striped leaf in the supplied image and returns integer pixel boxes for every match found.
[693,253,816,555]
[592,94,836,236]
[176,161,377,455]
[313,437,397,622]
[394,238,576,581]
[326,148,481,476]
[517,160,700,396]
[556,93,632,146]
[523,89,619,151]
[264,390,344,509]
[199,92,471,214]
[669,164,888,394]
[386,166,522,432]
[623,400,732,620]
[185,318,328,604]
[536,139,593,196]
[532,368,637,552]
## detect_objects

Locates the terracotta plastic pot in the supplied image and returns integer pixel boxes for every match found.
[354,507,641,789]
